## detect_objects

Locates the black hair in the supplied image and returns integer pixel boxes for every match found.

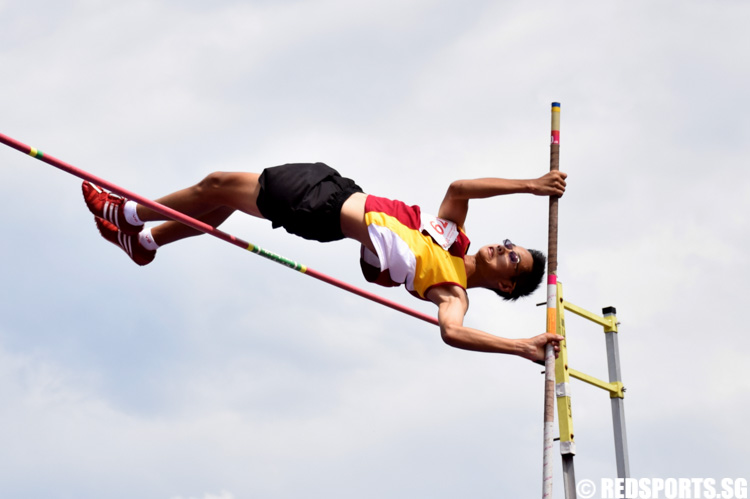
[493,249,546,301]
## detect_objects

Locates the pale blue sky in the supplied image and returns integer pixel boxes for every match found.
[1,1,748,498]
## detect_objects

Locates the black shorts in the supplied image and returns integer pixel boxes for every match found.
[256,163,364,242]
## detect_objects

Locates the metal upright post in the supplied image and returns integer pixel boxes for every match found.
[603,306,630,479]
[556,282,576,499]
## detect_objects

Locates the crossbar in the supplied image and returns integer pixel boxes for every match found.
[0,132,439,327]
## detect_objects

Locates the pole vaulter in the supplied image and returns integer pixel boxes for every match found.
[2,130,565,364]
[0,132,438,326]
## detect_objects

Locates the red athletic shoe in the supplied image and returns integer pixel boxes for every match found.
[82,181,143,235]
[95,218,156,266]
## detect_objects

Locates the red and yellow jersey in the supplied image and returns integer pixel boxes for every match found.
[359,195,471,300]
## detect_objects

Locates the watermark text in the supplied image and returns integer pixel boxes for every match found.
[576,478,748,499]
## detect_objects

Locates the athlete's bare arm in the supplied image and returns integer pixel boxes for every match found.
[426,285,563,362]
[437,171,568,227]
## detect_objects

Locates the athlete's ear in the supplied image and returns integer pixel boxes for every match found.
[497,279,516,294]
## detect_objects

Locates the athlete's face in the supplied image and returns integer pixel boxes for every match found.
[479,240,533,292]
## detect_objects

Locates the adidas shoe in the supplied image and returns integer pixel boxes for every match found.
[82,181,143,235]
[95,217,156,266]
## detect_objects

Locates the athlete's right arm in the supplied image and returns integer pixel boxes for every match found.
[437,172,567,227]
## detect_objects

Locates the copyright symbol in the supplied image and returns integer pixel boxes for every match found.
[577,479,596,498]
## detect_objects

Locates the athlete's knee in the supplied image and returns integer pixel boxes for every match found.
[194,171,262,215]
[194,171,237,201]
[197,171,230,190]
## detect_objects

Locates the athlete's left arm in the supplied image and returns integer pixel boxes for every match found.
[428,286,563,362]
[437,171,567,227]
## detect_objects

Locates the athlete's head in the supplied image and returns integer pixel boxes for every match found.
[494,247,546,301]
[475,240,546,301]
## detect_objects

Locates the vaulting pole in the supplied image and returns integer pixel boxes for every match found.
[0,132,439,327]
[542,102,561,498]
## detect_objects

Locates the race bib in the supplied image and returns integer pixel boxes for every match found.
[421,213,459,250]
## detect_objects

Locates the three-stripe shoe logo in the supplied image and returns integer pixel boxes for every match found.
[83,181,129,232]
[103,199,121,229]
[116,231,134,258]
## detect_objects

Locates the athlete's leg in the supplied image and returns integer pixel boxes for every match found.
[93,205,238,266]
[150,206,236,246]
[85,171,267,266]
[135,172,263,222]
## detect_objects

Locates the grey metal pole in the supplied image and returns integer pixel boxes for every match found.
[562,454,577,499]
[603,306,630,479]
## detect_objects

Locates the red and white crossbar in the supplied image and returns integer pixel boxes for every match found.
[0,132,439,327]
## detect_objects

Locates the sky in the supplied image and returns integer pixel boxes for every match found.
[1,0,749,498]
